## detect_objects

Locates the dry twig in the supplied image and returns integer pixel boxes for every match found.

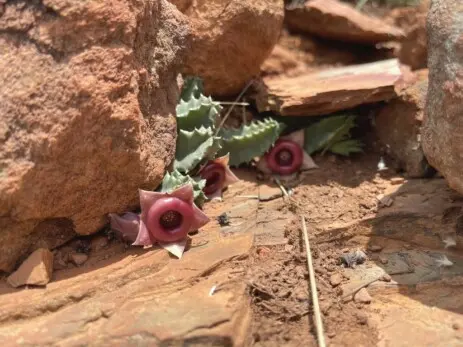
[214,79,255,136]
[301,216,327,347]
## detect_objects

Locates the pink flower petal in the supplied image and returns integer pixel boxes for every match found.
[212,154,240,189]
[190,203,211,231]
[159,239,188,258]
[167,184,195,204]
[208,189,223,201]
[139,189,164,223]
[132,219,154,246]
[109,212,141,243]
[301,152,319,170]
[281,129,304,147]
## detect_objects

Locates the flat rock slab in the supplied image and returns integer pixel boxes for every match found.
[254,59,403,116]
[0,230,253,345]
[317,178,463,251]
[369,289,463,347]
[286,0,404,44]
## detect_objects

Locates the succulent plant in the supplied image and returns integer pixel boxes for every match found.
[217,118,285,167]
[161,170,207,207]
[174,126,221,173]
[109,184,209,258]
[303,114,363,156]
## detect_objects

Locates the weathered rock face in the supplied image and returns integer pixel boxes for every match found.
[260,44,306,77]
[376,70,433,178]
[170,0,284,97]
[389,0,430,70]
[0,0,189,272]
[285,0,404,45]
[422,0,463,194]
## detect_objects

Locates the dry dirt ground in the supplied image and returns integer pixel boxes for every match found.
[1,147,462,346]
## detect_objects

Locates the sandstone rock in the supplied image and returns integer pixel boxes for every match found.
[7,248,53,288]
[329,273,343,287]
[375,70,433,178]
[285,0,404,45]
[260,44,306,77]
[368,244,383,252]
[422,0,463,194]
[388,0,430,70]
[0,230,253,345]
[354,288,372,304]
[70,253,89,266]
[254,59,403,116]
[0,0,189,272]
[176,0,284,96]
[168,0,192,12]
[258,183,283,201]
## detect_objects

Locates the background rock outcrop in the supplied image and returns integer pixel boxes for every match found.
[0,0,189,272]
[422,0,463,194]
[376,70,432,178]
[170,0,284,97]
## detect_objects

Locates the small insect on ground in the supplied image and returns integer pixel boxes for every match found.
[217,212,230,226]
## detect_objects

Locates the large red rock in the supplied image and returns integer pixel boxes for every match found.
[422,0,463,194]
[375,70,433,178]
[254,59,404,117]
[170,0,284,97]
[0,0,189,272]
[285,0,404,45]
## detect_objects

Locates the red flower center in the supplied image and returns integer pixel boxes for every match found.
[159,210,183,230]
[146,197,194,242]
[276,149,293,166]
[265,139,303,175]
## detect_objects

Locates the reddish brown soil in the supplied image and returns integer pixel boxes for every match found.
[246,154,389,346]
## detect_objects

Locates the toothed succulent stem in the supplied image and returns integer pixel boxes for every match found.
[217,118,285,166]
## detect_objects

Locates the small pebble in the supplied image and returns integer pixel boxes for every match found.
[90,236,109,252]
[381,273,392,282]
[390,177,405,185]
[327,331,336,338]
[329,273,343,287]
[453,323,460,330]
[376,194,393,207]
[355,311,369,325]
[379,255,389,264]
[368,244,383,252]
[354,288,372,304]
[53,251,69,270]
[70,253,89,266]
[320,300,332,314]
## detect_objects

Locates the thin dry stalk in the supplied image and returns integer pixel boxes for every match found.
[301,216,327,347]
[215,79,255,136]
